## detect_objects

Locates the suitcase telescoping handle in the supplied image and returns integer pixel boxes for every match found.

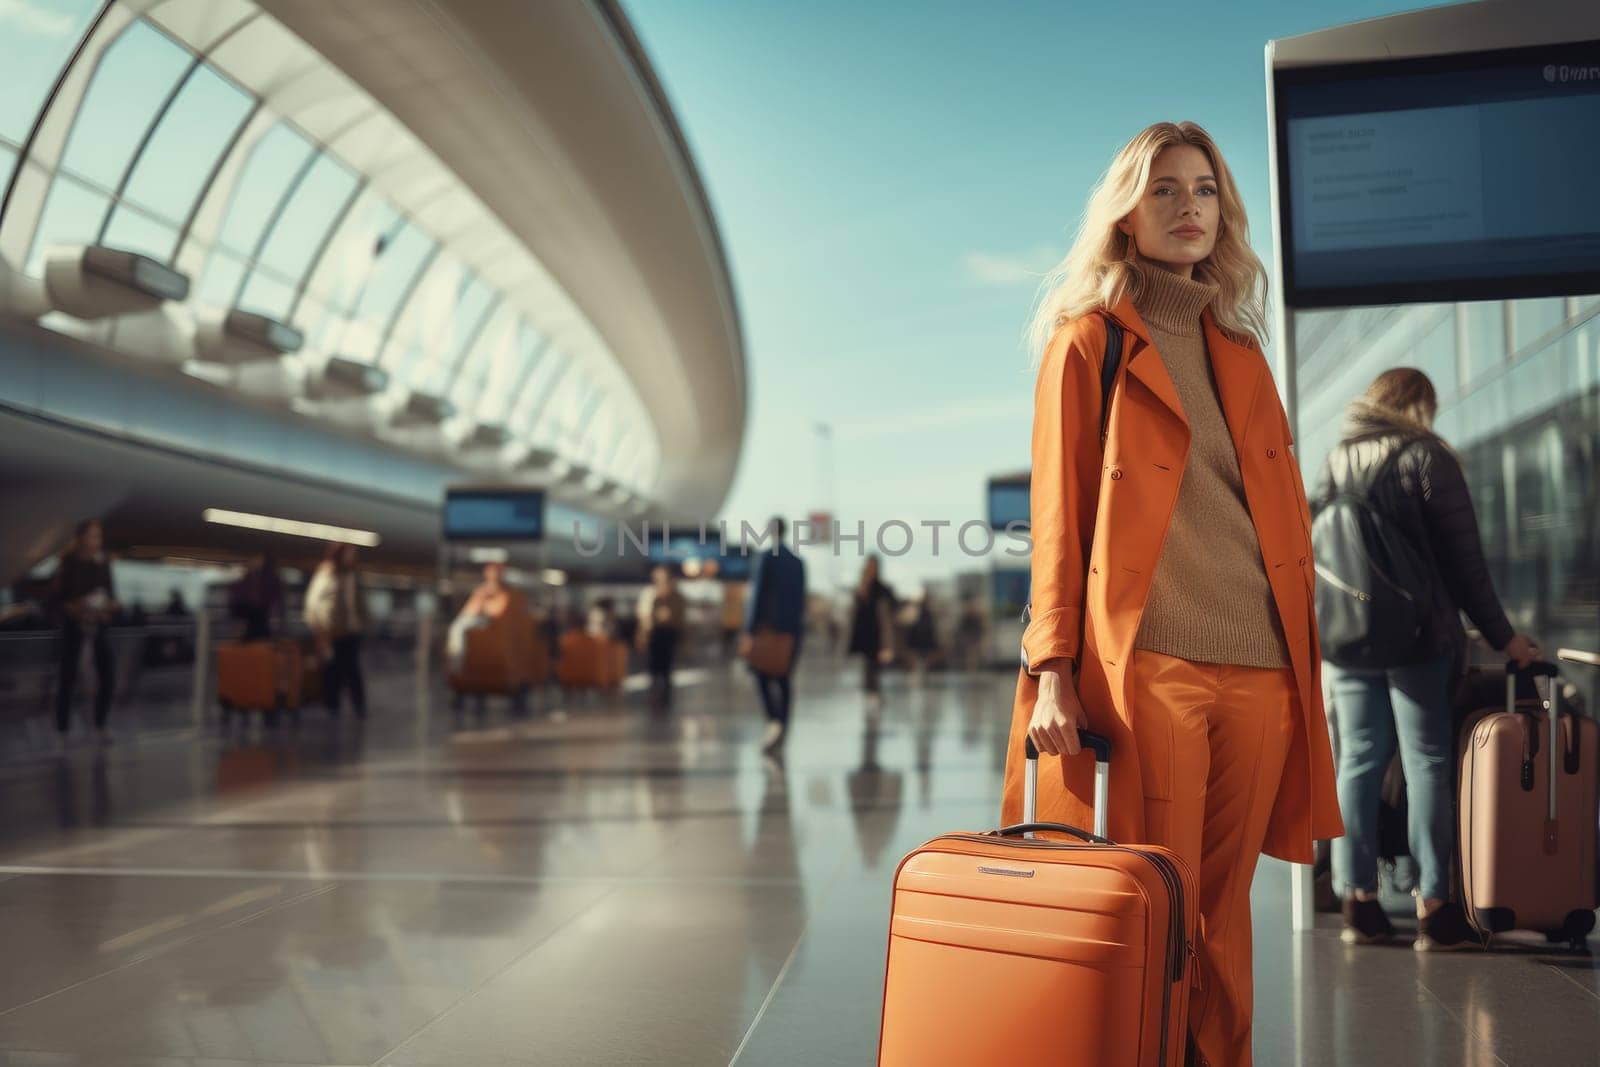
[1506,660,1564,836]
[1007,731,1112,842]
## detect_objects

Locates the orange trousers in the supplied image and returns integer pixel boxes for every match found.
[1129,650,1297,1067]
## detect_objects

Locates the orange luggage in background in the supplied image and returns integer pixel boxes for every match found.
[452,613,536,696]
[558,632,631,689]
[557,631,601,688]
[216,641,301,717]
[879,733,1197,1066]
[526,622,551,685]
[1459,660,1599,947]
[604,639,628,689]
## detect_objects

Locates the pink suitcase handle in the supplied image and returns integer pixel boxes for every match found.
[1504,660,1569,838]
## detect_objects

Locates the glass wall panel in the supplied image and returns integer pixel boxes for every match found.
[1407,307,1457,403]
[444,279,496,369]
[0,0,101,146]
[348,221,434,359]
[58,19,189,190]
[27,177,109,271]
[1511,297,1567,353]
[448,313,511,416]
[1460,300,1507,391]
[385,256,462,381]
[254,152,356,281]
[308,193,396,315]
[213,122,314,255]
[237,269,296,321]
[194,246,248,306]
[513,350,569,436]
[476,319,545,423]
[122,64,252,230]
[101,204,179,262]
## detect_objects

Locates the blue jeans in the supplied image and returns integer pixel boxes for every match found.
[1329,657,1455,902]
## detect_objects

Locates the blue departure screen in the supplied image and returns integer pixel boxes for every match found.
[442,490,545,541]
[988,482,1030,530]
[1276,39,1600,306]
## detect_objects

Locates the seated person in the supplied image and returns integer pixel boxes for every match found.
[448,563,532,676]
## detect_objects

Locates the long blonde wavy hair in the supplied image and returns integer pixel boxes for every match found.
[1027,121,1269,360]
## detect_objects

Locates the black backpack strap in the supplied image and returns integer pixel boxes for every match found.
[1099,314,1125,446]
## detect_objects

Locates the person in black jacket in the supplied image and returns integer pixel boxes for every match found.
[51,519,120,744]
[1314,368,1537,950]
[847,556,896,708]
[741,518,807,750]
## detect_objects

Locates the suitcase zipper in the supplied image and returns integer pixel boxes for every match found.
[942,835,1189,1063]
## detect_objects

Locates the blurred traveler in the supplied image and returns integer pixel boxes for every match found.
[1314,367,1538,950]
[953,596,988,672]
[904,589,939,678]
[586,598,617,640]
[162,588,190,617]
[461,562,524,620]
[304,543,366,720]
[637,565,688,708]
[447,562,525,670]
[51,519,119,743]
[741,518,806,750]
[847,556,896,706]
[229,553,283,641]
[1008,122,1342,1067]
[720,581,746,661]
[450,562,543,713]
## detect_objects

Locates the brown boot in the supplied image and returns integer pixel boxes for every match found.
[1341,894,1395,945]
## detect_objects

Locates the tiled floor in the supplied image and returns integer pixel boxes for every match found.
[0,655,1594,1065]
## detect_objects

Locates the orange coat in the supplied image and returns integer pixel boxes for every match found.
[1001,295,1343,863]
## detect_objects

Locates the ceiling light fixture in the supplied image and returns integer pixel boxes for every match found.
[202,508,381,547]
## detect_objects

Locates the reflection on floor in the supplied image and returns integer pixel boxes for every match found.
[0,657,1593,1065]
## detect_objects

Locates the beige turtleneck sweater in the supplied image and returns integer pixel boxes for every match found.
[1130,261,1290,669]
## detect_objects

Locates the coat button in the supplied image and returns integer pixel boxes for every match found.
[1299,556,1307,566]
[1109,469,1123,481]
[1267,448,1278,459]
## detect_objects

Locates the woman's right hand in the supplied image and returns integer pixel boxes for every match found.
[1503,634,1539,669]
[1028,668,1088,756]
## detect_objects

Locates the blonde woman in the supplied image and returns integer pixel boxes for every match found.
[1001,121,1342,1067]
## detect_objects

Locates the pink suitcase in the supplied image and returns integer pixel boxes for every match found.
[1459,660,1599,947]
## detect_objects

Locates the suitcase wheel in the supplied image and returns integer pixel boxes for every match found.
[1543,911,1597,951]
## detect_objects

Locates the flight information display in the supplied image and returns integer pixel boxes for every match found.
[1275,38,1600,307]
[646,529,752,581]
[442,489,545,541]
[987,479,1030,531]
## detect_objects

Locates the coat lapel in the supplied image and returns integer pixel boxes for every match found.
[1104,295,1186,430]
[1202,309,1265,458]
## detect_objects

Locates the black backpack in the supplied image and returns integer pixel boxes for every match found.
[1311,447,1435,669]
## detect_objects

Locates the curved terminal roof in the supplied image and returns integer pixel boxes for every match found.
[0,0,744,523]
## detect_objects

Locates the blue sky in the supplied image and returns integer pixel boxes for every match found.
[624,0,1453,592]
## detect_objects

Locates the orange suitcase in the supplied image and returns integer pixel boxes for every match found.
[216,641,301,718]
[604,639,628,689]
[557,632,602,688]
[452,620,533,696]
[880,733,1197,1067]
[1459,660,1599,947]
